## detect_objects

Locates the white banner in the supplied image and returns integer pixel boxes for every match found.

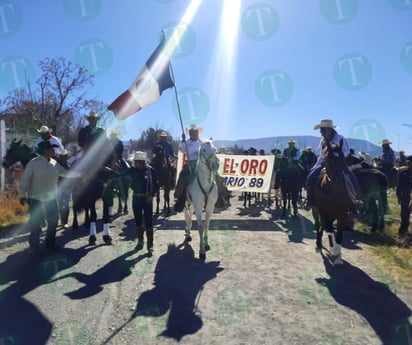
[177,153,275,193]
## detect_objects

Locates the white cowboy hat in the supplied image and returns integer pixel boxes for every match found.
[287,138,296,144]
[313,119,337,130]
[158,131,168,138]
[37,125,51,133]
[185,124,203,136]
[84,110,101,120]
[379,139,392,145]
[132,151,149,162]
[109,130,120,137]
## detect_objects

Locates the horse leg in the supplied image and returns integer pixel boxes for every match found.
[328,219,344,265]
[102,200,112,245]
[281,191,287,218]
[71,198,79,230]
[88,203,97,245]
[312,207,323,251]
[84,207,90,230]
[184,205,193,242]
[292,190,299,216]
[195,207,206,260]
[164,186,170,214]
[155,189,160,216]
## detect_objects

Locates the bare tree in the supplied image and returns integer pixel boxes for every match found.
[0,57,104,145]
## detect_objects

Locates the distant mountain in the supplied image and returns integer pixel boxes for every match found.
[214,135,383,157]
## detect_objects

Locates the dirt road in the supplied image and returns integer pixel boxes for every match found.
[0,192,411,345]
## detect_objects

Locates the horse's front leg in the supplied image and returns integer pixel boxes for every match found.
[195,208,206,260]
[184,205,193,242]
[164,186,170,214]
[204,209,213,252]
[155,190,160,216]
[328,217,345,265]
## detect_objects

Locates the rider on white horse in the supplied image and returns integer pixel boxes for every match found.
[174,124,204,212]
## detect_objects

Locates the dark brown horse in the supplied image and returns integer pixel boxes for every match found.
[151,144,175,215]
[312,139,353,265]
[346,157,388,232]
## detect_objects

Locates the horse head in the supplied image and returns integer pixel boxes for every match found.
[2,139,35,169]
[323,139,346,181]
[200,141,219,172]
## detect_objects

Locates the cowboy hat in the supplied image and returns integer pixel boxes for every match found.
[287,138,296,144]
[379,139,392,145]
[109,130,120,137]
[37,125,52,134]
[185,124,203,136]
[132,151,149,162]
[36,141,58,154]
[313,119,337,130]
[84,110,101,120]
[158,131,168,138]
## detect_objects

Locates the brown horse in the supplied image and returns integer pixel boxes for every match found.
[151,144,175,215]
[312,139,353,265]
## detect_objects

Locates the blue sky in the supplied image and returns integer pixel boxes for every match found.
[1,0,412,153]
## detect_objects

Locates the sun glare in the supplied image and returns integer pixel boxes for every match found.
[207,1,242,139]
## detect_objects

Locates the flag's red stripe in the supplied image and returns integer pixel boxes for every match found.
[108,90,142,120]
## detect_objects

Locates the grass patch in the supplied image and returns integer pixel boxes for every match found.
[0,185,28,228]
[353,193,412,289]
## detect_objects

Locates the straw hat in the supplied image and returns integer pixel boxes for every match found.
[132,151,149,162]
[185,124,203,136]
[84,110,101,120]
[109,130,120,138]
[313,119,337,130]
[158,131,168,138]
[37,125,51,134]
[379,139,392,146]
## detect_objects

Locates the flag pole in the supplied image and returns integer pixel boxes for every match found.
[162,29,189,161]
[169,63,185,138]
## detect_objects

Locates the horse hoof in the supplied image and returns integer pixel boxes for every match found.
[185,235,192,242]
[103,235,112,245]
[199,252,206,261]
[88,235,96,245]
[334,257,344,265]
[205,244,210,251]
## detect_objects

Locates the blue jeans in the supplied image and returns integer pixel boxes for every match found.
[306,165,360,203]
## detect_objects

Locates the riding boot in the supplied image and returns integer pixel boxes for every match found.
[146,227,154,253]
[136,226,145,250]
[173,178,187,212]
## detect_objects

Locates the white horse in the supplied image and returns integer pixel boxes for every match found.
[184,141,219,260]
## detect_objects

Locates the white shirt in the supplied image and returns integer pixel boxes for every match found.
[35,135,65,155]
[313,133,349,169]
[19,155,80,201]
[179,139,201,161]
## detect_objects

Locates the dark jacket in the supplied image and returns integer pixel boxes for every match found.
[396,169,412,201]
[78,125,106,151]
[129,165,159,197]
